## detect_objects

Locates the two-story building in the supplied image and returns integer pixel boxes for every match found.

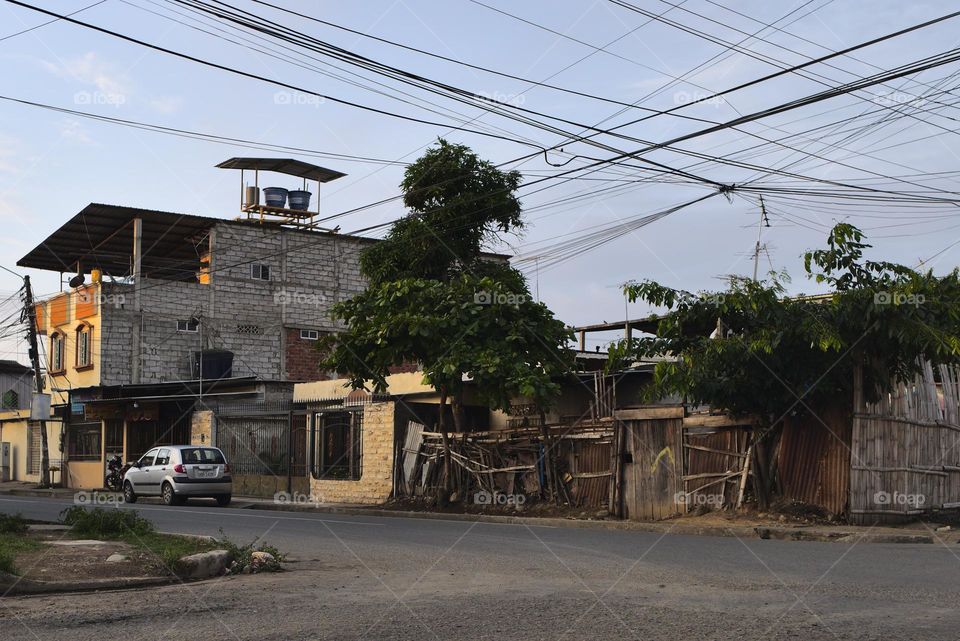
[16,158,374,488]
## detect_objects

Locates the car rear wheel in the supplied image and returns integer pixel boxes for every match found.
[215,494,231,507]
[161,482,177,506]
[123,481,137,504]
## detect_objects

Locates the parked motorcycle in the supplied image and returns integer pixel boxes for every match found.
[104,453,130,491]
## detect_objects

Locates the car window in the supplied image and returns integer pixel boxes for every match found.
[155,449,170,465]
[138,449,158,467]
[180,448,226,464]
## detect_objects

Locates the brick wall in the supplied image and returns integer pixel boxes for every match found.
[284,327,335,382]
[310,402,395,505]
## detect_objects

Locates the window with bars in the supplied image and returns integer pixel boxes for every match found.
[68,423,102,461]
[50,332,65,373]
[75,323,92,368]
[27,422,41,474]
[311,411,362,480]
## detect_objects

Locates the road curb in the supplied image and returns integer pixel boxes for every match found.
[240,502,936,544]
[0,572,175,596]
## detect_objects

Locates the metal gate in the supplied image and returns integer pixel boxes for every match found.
[211,401,308,497]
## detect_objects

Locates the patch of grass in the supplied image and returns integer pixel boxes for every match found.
[0,532,43,576]
[0,513,29,535]
[58,507,285,576]
[60,506,154,538]
[59,507,219,573]
[139,533,219,570]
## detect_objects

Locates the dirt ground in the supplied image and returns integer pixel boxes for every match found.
[14,530,168,582]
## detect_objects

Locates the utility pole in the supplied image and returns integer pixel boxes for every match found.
[22,276,49,488]
[752,195,770,282]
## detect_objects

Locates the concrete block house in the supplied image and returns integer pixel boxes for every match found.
[15,158,372,489]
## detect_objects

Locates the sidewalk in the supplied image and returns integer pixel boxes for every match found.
[2,482,954,545]
[239,495,953,544]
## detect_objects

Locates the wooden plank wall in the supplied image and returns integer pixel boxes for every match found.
[621,418,683,521]
[850,363,960,524]
[681,426,750,509]
[566,440,612,508]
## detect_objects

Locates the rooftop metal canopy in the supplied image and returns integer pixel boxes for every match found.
[17,203,217,281]
[215,157,346,183]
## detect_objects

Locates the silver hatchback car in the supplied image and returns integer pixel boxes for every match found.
[123,445,232,506]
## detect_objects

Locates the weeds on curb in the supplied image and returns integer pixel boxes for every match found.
[60,506,154,538]
[0,513,28,535]
[217,529,286,574]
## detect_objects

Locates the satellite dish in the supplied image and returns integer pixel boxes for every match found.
[68,274,85,288]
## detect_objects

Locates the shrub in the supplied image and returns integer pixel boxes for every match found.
[0,548,16,575]
[0,513,28,535]
[60,506,154,539]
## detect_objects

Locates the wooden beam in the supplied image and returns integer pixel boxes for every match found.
[683,413,757,428]
[614,406,684,420]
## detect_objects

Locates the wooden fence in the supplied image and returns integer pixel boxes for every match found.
[850,363,960,524]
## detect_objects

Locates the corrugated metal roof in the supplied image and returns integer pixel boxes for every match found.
[216,157,346,183]
[17,203,218,279]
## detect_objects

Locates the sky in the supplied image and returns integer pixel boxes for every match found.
[1,0,959,361]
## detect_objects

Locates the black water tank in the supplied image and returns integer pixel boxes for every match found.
[192,350,234,380]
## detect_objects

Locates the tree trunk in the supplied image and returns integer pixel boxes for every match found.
[449,390,466,500]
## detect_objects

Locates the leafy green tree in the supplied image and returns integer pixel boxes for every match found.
[613,223,960,508]
[323,140,572,500]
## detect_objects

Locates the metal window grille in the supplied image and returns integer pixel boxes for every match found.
[27,422,41,474]
[311,410,363,481]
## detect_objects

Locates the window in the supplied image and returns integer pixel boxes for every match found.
[300,329,319,340]
[138,449,158,468]
[75,323,92,368]
[50,332,65,373]
[155,449,171,466]
[180,447,226,464]
[68,423,101,461]
[1,389,18,409]
[311,412,362,480]
[177,318,199,333]
[250,264,271,281]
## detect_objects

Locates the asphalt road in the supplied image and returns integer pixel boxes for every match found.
[1,495,959,640]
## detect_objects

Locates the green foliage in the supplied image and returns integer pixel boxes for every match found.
[324,270,572,412]
[60,506,155,538]
[59,506,224,572]
[360,139,523,284]
[0,528,43,574]
[0,533,42,575]
[0,547,15,575]
[616,224,960,425]
[324,140,572,413]
[142,532,219,570]
[0,512,28,534]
